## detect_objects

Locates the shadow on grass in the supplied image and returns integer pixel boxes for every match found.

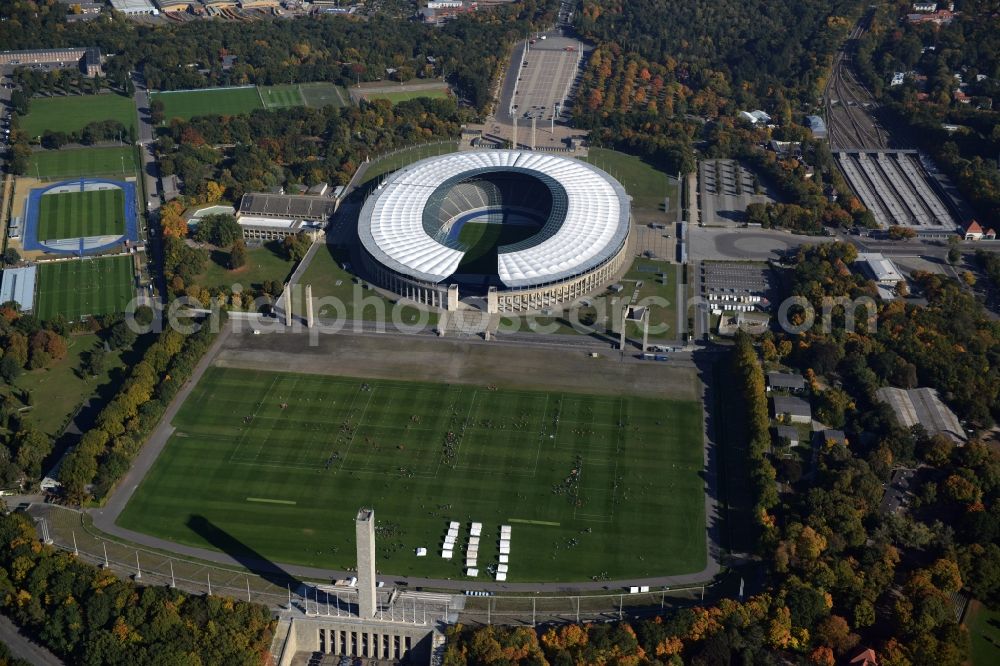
[186,514,303,590]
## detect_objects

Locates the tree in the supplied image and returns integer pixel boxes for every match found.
[947,246,961,265]
[282,232,312,262]
[109,321,138,351]
[150,98,165,125]
[228,239,247,270]
[159,200,189,239]
[82,347,108,378]
[0,356,21,384]
[2,248,20,266]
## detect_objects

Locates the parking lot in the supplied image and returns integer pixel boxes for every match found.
[698,159,776,226]
[699,261,775,307]
[509,35,583,124]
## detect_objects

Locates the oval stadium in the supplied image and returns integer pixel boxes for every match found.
[358,150,632,313]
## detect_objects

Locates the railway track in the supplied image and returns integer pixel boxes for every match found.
[824,12,889,150]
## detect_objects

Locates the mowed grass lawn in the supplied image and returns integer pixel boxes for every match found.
[28,146,139,180]
[153,87,263,122]
[36,255,134,322]
[968,601,1000,666]
[20,94,136,137]
[37,189,125,240]
[581,148,679,213]
[363,88,450,104]
[298,82,348,108]
[260,84,305,109]
[9,333,123,437]
[196,244,294,293]
[118,367,706,582]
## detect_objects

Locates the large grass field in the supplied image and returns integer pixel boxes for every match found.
[359,142,459,188]
[298,82,349,108]
[20,94,136,137]
[362,89,450,104]
[28,146,139,180]
[968,601,1000,666]
[118,367,706,581]
[37,189,125,241]
[456,220,538,273]
[153,87,263,122]
[6,333,124,437]
[36,255,134,322]
[260,84,305,110]
[196,243,294,293]
[581,148,679,214]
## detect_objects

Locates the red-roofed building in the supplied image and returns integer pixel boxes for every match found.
[964,220,996,241]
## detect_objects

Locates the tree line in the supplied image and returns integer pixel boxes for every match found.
[0,510,273,666]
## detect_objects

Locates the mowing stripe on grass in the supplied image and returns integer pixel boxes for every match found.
[507,518,561,526]
[246,497,297,505]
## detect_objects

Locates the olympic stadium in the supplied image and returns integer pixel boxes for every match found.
[358,151,632,313]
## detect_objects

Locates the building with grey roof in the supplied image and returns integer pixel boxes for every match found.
[0,266,37,312]
[774,425,801,447]
[875,386,966,442]
[238,192,338,221]
[772,395,812,424]
[767,371,806,393]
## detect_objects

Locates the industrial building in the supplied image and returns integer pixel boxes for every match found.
[875,387,966,443]
[0,266,37,312]
[109,0,159,14]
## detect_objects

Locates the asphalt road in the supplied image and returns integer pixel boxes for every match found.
[0,613,64,666]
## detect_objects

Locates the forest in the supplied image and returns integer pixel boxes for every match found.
[569,0,864,172]
[853,0,1000,229]
[0,0,559,112]
[0,510,273,666]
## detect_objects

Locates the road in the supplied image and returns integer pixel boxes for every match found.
[0,613,64,666]
[131,72,160,211]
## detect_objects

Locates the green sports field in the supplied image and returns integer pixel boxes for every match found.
[298,82,349,108]
[260,84,305,109]
[37,189,125,240]
[35,255,134,322]
[457,220,538,273]
[28,146,139,180]
[362,88,450,104]
[19,94,136,137]
[118,367,706,582]
[153,87,263,121]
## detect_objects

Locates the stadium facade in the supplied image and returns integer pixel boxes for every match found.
[358,151,632,313]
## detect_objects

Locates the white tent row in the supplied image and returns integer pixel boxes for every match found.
[499,554,509,564]
[449,521,460,530]
[471,522,483,536]
[496,572,507,582]
[499,544,510,555]
[442,548,453,559]
[466,568,478,577]
[497,564,509,574]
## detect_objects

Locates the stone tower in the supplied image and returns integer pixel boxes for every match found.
[355,508,376,618]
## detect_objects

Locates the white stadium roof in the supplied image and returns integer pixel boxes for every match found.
[359,151,630,289]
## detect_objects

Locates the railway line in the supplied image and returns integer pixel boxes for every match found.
[824,13,890,150]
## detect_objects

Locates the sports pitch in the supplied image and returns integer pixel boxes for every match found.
[118,367,706,582]
[37,189,125,241]
[153,83,349,121]
[28,146,139,180]
[19,94,136,137]
[35,255,134,322]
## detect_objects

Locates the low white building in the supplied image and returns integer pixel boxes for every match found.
[237,216,324,242]
[857,252,904,286]
[109,0,159,14]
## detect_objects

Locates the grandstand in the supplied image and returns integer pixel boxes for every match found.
[359,151,632,313]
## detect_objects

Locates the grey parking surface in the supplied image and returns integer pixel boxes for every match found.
[506,34,584,125]
[689,227,831,262]
[698,159,776,226]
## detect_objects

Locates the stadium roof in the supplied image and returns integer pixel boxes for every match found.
[359,151,630,289]
[0,266,37,312]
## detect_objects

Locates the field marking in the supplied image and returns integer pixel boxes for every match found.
[448,390,478,471]
[530,393,548,478]
[337,385,376,471]
[507,518,560,526]
[246,497,296,505]
[228,375,278,462]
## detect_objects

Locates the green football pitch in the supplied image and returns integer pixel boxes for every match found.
[260,84,305,109]
[35,255,134,322]
[37,189,125,241]
[19,94,136,137]
[457,221,538,273]
[28,146,139,180]
[118,367,707,582]
[153,87,263,121]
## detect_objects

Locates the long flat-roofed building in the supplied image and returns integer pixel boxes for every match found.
[238,192,338,221]
[876,386,966,443]
[0,266,37,313]
[0,48,103,76]
[109,0,159,14]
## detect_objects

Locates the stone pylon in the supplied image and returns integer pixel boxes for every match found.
[305,284,314,328]
[355,508,377,619]
[283,284,292,327]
